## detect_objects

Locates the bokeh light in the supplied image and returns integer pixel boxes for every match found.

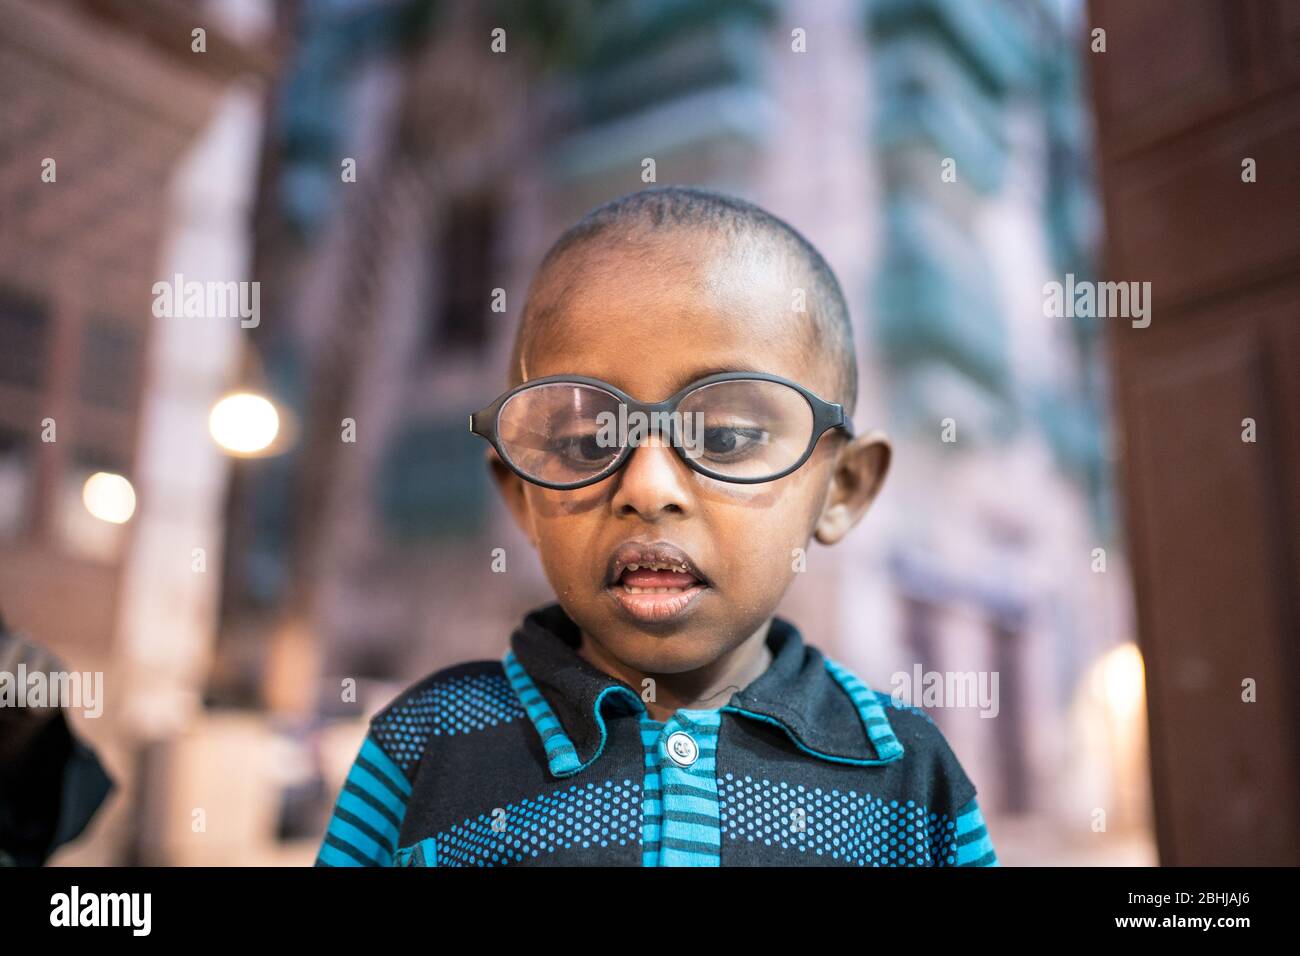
[82,471,136,524]
[210,392,281,456]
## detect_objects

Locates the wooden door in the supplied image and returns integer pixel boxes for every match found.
[1088,0,1300,864]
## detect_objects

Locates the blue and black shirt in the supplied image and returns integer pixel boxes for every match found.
[315,602,999,867]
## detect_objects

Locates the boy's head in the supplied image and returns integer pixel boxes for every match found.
[487,186,890,675]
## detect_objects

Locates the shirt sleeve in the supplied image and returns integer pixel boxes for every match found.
[953,795,999,866]
[314,730,412,867]
[924,718,999,867]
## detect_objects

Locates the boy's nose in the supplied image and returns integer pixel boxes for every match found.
[610,432,693,518]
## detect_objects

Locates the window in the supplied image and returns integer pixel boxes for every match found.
[0,429,32,538]
[427,192,498,354]
[79,320,140,411]
[0,291,49,390]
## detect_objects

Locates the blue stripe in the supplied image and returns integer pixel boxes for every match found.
[358,737,412,796]
[314,733,412,867]
[955,798,999,866]
[639,713,663,867]
[342,780,402,832]
[350,762,407,820]
[330,804,395,855]
[316,840,363,867]
[336,786,401,844]
[326,814,389,862]
[320,833,372,866]
[657,709,722,867]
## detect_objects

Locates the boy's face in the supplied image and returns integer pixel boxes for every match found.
[491,230,889,676]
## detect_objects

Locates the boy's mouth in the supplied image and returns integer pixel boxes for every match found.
[604,541,711,624]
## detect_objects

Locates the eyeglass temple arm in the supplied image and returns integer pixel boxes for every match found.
[840,410,855,438]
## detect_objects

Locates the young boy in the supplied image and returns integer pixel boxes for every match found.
[315,186,998,867]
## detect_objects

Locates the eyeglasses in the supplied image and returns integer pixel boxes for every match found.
[469,371,854,490]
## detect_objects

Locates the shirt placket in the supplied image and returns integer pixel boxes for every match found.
[640,708,722,866]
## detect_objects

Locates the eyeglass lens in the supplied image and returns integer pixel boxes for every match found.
[496,380,815,485]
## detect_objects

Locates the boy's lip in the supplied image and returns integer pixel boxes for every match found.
[603,539,711,625]
[604,539,712,588]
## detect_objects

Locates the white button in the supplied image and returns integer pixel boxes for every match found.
[666,731,699,767]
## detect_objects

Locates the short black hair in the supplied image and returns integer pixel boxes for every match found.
[511,185,857,414]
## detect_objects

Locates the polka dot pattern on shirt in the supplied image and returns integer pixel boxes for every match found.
[371,671,525,772]
[717,773,958,866]
[434,780,641,866]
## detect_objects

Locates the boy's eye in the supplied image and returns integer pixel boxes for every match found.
[547,430,612,465]
[701,424,768,460]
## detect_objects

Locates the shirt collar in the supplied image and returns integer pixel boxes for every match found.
[504,602,904,778]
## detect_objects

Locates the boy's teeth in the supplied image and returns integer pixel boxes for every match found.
[614,559,700,593]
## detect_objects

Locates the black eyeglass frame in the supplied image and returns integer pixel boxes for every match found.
[469,371,855,490]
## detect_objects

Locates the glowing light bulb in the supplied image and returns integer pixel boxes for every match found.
[1100,642,1145,720]
[210,392,280,455]
[82,472,136,524]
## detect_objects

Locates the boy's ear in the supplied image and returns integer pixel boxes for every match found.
[813,430,891,546]
[486,448,538,547]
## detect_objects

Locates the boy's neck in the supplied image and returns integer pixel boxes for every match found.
[577,619,774,723]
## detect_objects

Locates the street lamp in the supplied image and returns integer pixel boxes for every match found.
[209,391,282,456]
[82,471,136,524]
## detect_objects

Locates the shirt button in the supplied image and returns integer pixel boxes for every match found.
[665,731,699,767]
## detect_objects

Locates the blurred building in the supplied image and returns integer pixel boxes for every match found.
[212,0,1148,865]
[0,0,272,862]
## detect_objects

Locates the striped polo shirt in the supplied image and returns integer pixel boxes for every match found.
[315,601,999,867]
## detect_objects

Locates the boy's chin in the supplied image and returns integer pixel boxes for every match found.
[600,626,736,676]
[587,608,759,676]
